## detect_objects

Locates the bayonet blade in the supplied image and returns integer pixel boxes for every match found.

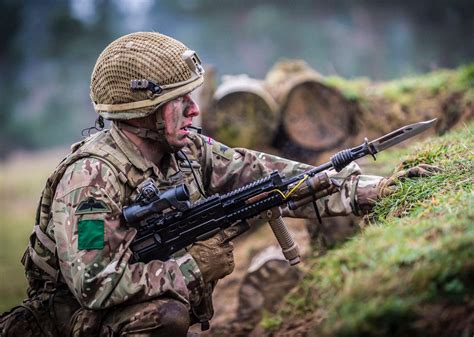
[370,119,437,153]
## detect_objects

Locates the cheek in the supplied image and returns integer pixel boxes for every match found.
[172,113,184,129]
[162,101,185,135]
[164,118,175,135]
[164,114,181,136]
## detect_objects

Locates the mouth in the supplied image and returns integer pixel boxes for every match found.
[179,124,192,135]
[181,123,192,131]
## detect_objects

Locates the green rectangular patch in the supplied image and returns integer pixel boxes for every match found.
[78,219,104,250]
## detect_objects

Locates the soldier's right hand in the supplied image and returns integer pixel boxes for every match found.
[188,232,235,283]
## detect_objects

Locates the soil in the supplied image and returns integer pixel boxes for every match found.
[191,215,360,336]
[190,218,310,336]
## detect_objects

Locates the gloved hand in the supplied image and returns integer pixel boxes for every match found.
[377,163,442,198]
[188,230,235,284]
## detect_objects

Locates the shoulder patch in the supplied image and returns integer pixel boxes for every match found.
[75,197,111,215]
[78,219,104,250]
[212,143,234,161]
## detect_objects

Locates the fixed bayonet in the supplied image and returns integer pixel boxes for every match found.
[369,118,437,153]
[301,119,438,174]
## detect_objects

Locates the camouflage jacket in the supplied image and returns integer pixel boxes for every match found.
[23,123,383,313]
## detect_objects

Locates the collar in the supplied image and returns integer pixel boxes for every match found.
[110,123,181,182]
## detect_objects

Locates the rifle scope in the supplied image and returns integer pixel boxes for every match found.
[123,184,190,225]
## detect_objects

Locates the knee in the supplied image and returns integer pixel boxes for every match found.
[107,299,191,337]
[155,300,190,336]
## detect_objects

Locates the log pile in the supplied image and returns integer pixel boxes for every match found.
[202,74,279,150]
[200,61,473,164]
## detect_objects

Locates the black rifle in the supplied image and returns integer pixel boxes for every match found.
[124,119,436,265]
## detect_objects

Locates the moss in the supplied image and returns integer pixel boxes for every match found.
[323,76,370,103]
[457,63,474,108]
[457,63,474,89]
[260,310,283,331]
[323,64,473,110]
[374,69,453,103]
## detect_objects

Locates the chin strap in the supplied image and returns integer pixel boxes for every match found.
[115,121,163,141]
[114,120,179,154]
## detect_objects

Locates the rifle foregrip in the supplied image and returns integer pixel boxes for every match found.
[268,215,300,265]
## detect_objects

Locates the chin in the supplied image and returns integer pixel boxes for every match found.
[168,141,188,153]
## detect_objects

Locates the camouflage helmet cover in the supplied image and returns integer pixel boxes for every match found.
[90,32,204,120]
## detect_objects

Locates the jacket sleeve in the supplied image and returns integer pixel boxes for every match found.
[197,136,383,217]
[52,158,204,310]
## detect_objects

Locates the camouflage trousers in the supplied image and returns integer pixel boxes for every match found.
[111,299,191,336]
[1,287,191,337]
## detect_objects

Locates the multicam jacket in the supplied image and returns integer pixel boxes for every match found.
[23,123,383,315]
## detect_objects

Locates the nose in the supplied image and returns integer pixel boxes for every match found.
[184,96,200,118]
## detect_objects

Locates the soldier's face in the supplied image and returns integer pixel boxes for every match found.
[161,94,200,150]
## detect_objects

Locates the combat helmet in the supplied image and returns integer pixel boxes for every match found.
[89,32,204,153]
[90,32,204,120]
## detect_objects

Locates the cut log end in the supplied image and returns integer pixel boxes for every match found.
[209,91,278,149]
[281,81,361,152]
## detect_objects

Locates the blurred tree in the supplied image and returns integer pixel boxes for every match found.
[0,1,25,158]
[0,0,472,157]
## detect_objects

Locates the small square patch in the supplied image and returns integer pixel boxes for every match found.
[212,143,234,161]
[78,219,104,250]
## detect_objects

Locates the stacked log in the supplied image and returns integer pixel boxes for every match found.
[202,74,279,150]
[200,61,473,164]
[265,60,362,163]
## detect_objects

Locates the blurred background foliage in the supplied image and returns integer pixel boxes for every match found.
[0,0,473,157]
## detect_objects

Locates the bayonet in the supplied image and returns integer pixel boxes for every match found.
[300,119,437,175]
[369,118,437,153]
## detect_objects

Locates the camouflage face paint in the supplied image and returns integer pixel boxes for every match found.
[162,95,200,152]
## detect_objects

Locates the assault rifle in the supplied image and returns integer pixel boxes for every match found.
[124,119,436,265]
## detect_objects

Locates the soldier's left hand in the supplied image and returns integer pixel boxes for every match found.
[377,164,442,198]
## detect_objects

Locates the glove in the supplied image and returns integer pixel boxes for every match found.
[188,230,235,284]
[377,164,442,198]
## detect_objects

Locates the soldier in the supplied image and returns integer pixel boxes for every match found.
[0,32,437,337]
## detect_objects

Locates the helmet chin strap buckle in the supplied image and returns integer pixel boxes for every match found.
[131,79,163,95]
[115,120,177,154]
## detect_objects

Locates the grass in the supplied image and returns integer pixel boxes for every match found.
[0,149,67,312]
[262,122,473,336]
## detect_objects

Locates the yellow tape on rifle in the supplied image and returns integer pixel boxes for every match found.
[271,175,309,200]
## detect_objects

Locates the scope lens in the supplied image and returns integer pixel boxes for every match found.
[175,185,190,201]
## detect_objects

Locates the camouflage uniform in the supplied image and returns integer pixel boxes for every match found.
[9,122,383,336]
[0,31,386,336]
